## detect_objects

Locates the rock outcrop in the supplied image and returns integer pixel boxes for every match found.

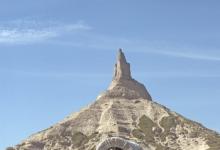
[113,49,132,80]
[9,49,220,150]
[106,49,152,100]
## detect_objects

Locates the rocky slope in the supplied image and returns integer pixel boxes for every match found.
[8,49,220,150]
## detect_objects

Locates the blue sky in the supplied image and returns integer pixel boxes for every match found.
[1,0,220,149]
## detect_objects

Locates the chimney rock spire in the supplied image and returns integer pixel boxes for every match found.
[106,48,152,100]
[114,48,131,80]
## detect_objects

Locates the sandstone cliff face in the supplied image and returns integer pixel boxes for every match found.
[107,49,152,100]
[9,49,220,150]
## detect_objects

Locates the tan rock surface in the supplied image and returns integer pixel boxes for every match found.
[10,49,220,150]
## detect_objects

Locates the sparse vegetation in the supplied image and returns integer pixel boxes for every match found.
[30,141,45,149]
[160,115,177,141]
[189,131,200,138]
[153,143,169,150]
[139,115,155,133]
[139,115,156,143]
[132,129,144,139]
[72,132,88,147]
[206,133,220,150]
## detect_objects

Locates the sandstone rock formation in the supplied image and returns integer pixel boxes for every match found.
[9,49,220,150]
[106,49,152,100]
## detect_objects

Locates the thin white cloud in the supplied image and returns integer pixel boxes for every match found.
[1,19,220,62]
[134,71,220,78]
[138,48,220,61]
[52,35,220,62]
[85,38,220,62]
[0,20,91,44]
[0,29,57,44]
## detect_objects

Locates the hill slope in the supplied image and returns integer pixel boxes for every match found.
[9,49,220,150]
